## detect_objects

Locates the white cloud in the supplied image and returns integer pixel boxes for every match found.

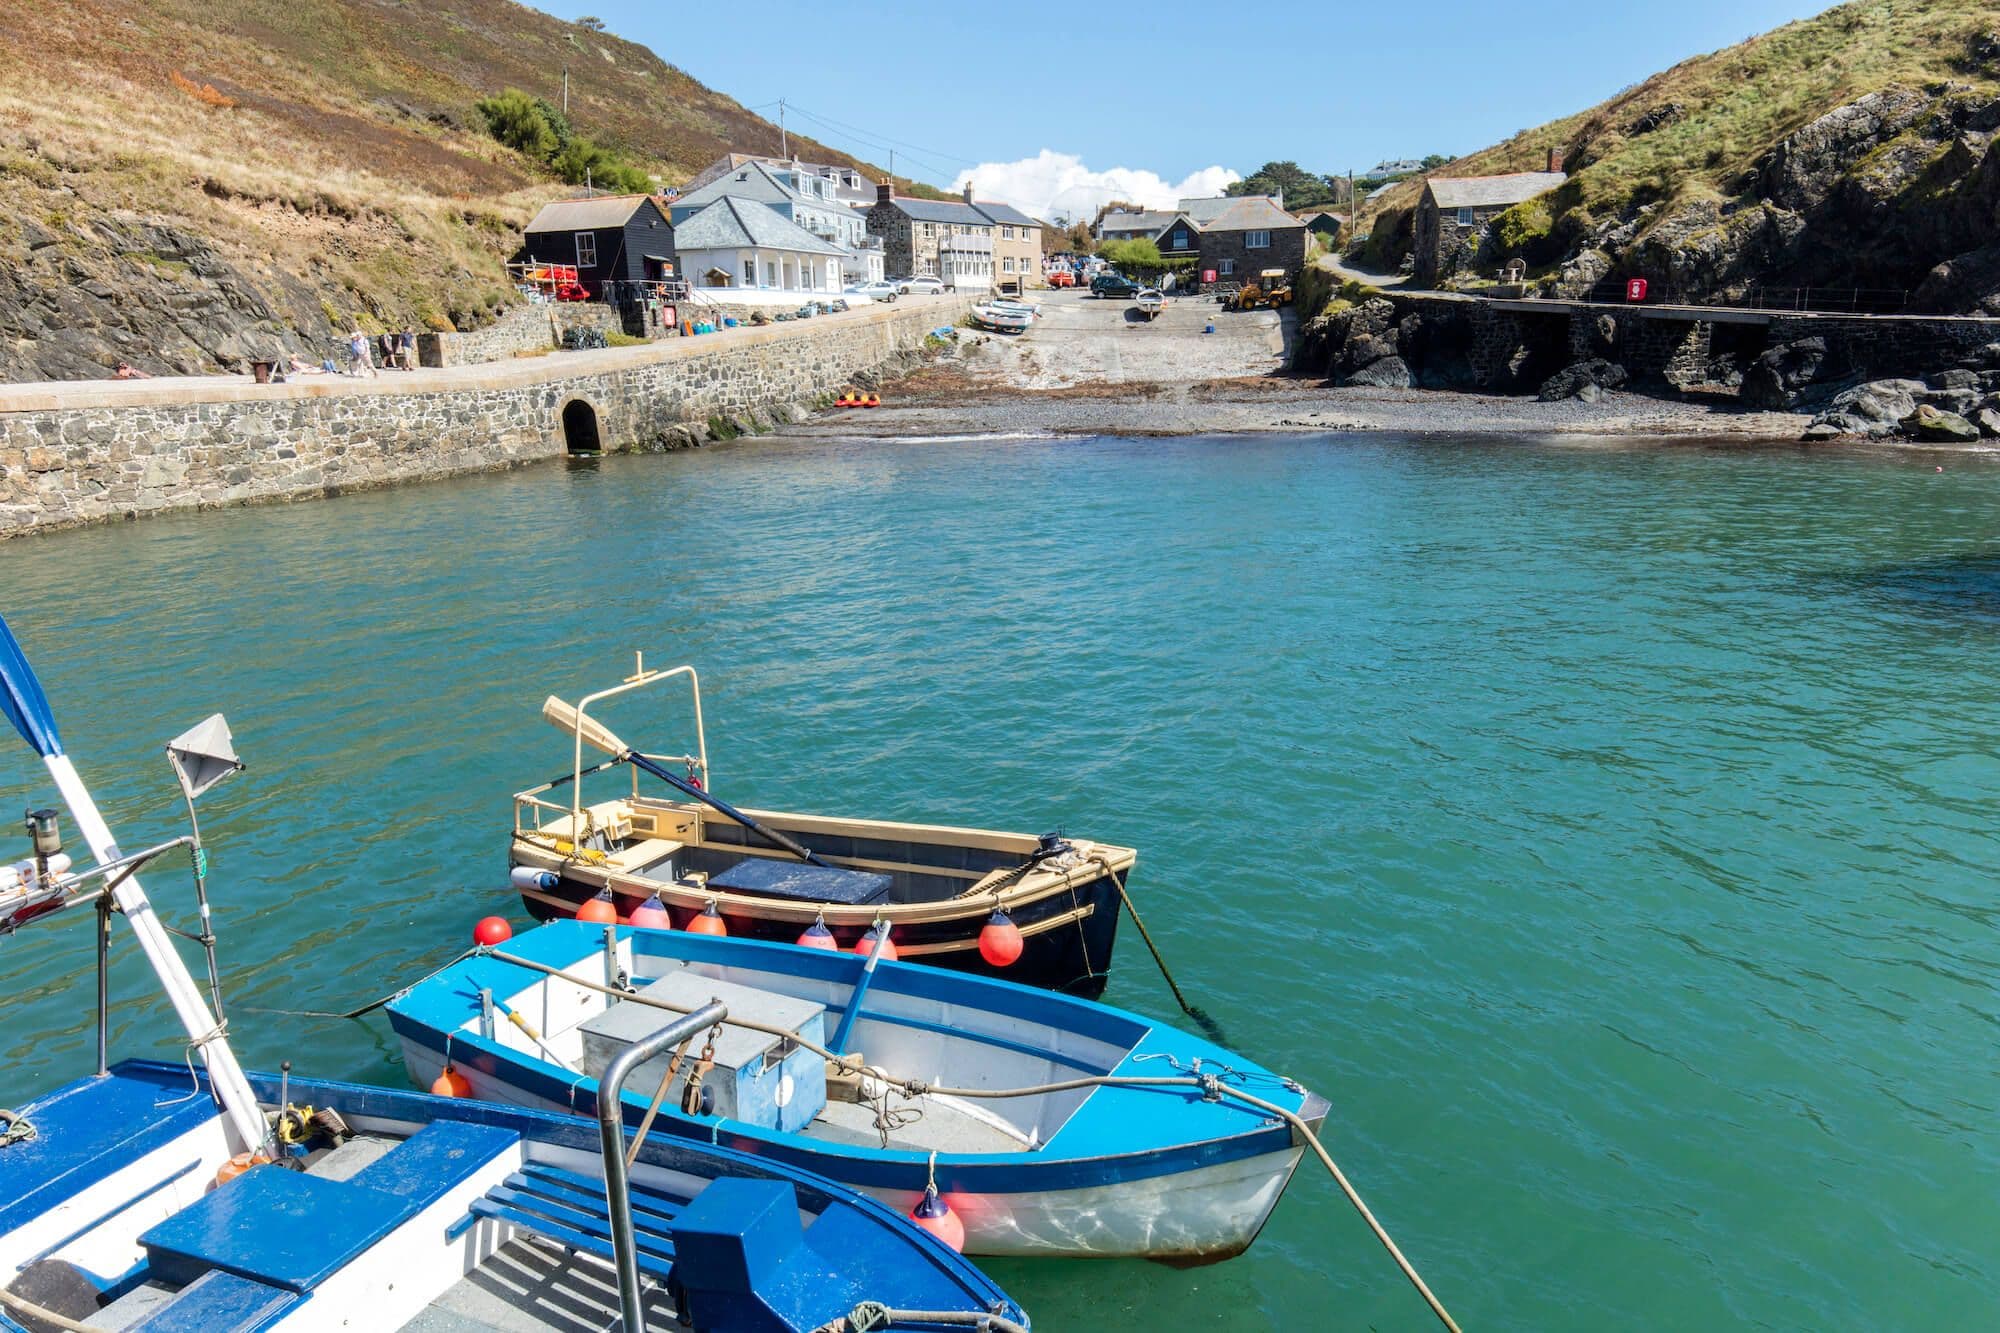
[949,151,1241,224]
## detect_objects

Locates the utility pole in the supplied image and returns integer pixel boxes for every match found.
[779,98,787,159]
[563,66,569,117]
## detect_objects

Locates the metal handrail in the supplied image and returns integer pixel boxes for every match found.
[597,998,728,1333]
[568,657,708,829]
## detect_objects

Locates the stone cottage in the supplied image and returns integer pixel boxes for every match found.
[1413,152,1567,287]
[1190,196,1306,287]
[865,187,993,281]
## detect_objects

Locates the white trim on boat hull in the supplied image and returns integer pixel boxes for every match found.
[404,1042,1309,1260]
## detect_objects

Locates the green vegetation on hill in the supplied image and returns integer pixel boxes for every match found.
[474,89,649,193]
[1358,0,2000,285]
[0,0,914,378]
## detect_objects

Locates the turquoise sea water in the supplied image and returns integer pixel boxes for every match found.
[4,433,2000,1329]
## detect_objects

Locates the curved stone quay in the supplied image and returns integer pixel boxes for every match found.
[0,297,970,538]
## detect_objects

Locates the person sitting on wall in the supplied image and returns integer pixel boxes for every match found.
[112,362,151,379]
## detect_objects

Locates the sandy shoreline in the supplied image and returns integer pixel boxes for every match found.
[783,370,1817,442]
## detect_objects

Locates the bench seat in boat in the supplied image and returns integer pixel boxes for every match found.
[707,858,891,906]
[139,1121,518,1291]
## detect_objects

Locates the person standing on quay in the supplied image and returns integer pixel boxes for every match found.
[348,328,377,377]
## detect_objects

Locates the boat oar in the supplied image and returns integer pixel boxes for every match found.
[542,696,829,867]
[0,614,267,1151]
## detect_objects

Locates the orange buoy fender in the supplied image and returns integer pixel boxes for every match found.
[687,900,728,936]
[575,889,619,925]
[978,909,1024,967]
[628,895,673,930]
[910,1184,965,1251]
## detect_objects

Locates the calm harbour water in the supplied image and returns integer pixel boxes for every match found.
[4,431,2000,1329]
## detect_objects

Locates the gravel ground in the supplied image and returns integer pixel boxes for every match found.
[784,287,1813,441]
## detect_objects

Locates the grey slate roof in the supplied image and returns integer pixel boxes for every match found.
[882,196,992,226]
[672,197,846,256]
[1198,196,1302,233]
[524,195,659,233]
[1426,172,1567,209]
[972,200,1040,228]
[1177,196,1241,224]
[671,159,800,218]
[1099,209,1178,235]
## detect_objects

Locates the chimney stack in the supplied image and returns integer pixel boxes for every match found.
[1547,147,1565,174]
[963,182,974,204]
[877,180,893,204]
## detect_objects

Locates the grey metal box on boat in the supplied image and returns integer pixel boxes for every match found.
[578,969,828,1133]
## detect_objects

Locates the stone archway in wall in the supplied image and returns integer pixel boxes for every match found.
[561,397,603,454]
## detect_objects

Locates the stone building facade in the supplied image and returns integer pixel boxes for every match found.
[1193,196,1308,287]
[867,185,1042,286]
[1413,155,1567,288]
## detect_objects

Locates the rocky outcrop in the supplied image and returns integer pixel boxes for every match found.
[1538,358,1627,402]
[1801,372,2000,442]
[1520,85,2000,317]
[1,213,339,382]
[1741,338,1835,410]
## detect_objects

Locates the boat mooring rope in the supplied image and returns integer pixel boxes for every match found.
[478,945,1463,1331]
[832,1301,1029,1333]
[241,947,479,1021]
[0,1285,105,1333]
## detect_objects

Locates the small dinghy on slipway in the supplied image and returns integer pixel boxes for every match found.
[388,920,1331,1261]
[0,615,1025,1333]
[510,659,1141,997]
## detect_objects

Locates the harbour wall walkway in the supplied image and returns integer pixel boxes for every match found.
[0,297,971,539]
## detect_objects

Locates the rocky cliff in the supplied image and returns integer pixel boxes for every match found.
[0,0,893,383]
[1363,2,2000,316]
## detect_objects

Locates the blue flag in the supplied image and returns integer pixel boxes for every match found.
[0,614,63,758]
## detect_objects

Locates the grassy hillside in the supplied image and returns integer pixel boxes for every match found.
[1360,0,1999,282]
[0,0,923,376]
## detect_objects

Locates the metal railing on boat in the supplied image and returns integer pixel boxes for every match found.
[596,998,728,1333]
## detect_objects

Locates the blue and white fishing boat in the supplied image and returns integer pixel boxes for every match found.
[0,615,1027,1333]
[387,920,1331,1261]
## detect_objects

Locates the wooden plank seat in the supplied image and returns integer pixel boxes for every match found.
[455,1161,684,1283]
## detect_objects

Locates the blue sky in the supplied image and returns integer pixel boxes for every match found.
[539,0,1836,214]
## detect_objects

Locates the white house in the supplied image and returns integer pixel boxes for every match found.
[672,197,848,305]
[671,158,882,285]
[938,232,993,294]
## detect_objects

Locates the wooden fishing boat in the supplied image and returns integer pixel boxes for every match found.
[387,919,1330,1261]
[1136,289,1165,319]
[970,303,1032,333]
[0,615,1026,1333]
[511,660,1137,997]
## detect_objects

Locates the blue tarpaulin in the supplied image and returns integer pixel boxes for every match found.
[0,614,63,758]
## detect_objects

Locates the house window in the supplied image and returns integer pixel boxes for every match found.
[1003,225,1014,239]
[1246,230,1270,249]
[767,261,778,286]
[576,233,597,268]
[1172,229,1188,250]
[1219,258,1234,276]
[1003,257,1015,273]
[1457,207,1476,226]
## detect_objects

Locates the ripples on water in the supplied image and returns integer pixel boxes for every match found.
[4,433,1999,1329]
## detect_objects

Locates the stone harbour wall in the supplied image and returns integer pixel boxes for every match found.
[0,298,972,538]
[416,303,623,368]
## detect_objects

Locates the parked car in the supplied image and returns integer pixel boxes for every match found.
[1045,269,1076,288]
[1091,272,1140,298]
[843,281,899,303]
[897,276,946,295]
